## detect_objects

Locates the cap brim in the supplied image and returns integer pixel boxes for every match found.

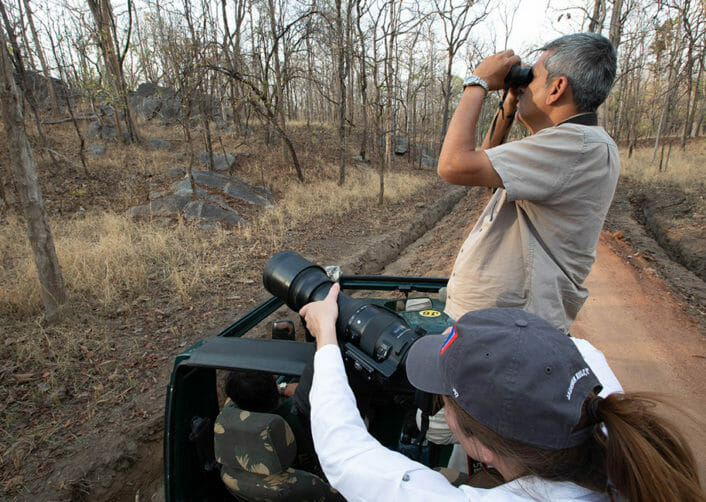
[405,334,449,395]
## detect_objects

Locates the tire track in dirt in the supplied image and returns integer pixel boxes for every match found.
[381,187,491,277]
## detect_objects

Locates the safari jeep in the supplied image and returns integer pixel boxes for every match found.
[163,250,455,501]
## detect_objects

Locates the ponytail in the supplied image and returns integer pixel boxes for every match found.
[445,393,704,502]
[592,393,703,502]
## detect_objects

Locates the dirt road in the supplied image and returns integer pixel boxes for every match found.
[384,188,706,481]
[573,237,706,480]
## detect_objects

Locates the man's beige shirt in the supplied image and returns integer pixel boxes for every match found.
[444,123,620,332]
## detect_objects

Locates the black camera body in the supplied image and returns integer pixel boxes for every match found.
[263,250,427,380]
[505,64,533,88]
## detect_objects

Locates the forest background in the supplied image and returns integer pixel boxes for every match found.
[0,0,704,499]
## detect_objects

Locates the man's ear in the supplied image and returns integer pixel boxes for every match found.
[545,75,569,105]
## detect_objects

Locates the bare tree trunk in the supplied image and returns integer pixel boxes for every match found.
[0,0,60,168]
[693,46,705,136]
[180,92,199,199]
[356,0,368,160]
[204,118,215,170]
[658,143,666,171]
[381,0,399,206]
[305,23,314,129]
[266,0,287,163]
[184,124,198,199]
[695,94,705,136]
[204,80,215,170]
[686,52,703,138]
[410,93,417,167]
[0,27,66,322]
[680,4,698,148]
[658,141,672,172]
[587,0,605,33]
[652,29,682,160]
[21,0,60,113]
[15,0,35,71]
[346,5,354,137]
[439,51,453,147]
[680,54,694,148]
[653,79,674,159]
[336,0,347,185]
[628,35,646,153]
[48,30,89,175]
[608,0,624,49]
[434,0,487,149]
[86,0,141,144]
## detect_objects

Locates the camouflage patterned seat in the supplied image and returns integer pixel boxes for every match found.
[214,403,344,502]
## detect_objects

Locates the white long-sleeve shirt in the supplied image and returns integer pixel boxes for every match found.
[310,343,620,502]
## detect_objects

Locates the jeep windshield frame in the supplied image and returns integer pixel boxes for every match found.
[163,274,448,502]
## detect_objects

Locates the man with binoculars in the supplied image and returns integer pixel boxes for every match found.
[438,33,620,334]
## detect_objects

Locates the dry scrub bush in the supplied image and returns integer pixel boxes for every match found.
[619,139,706,193]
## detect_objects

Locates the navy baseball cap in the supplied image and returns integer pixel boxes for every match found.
[405,308,602,450]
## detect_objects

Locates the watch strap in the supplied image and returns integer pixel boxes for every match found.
[462,75,489,92]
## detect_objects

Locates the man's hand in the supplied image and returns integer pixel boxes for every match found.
[472,50,522,91]
[438,50,522,187]
[299,283,340,350]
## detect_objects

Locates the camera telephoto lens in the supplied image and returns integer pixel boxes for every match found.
[263,250,423,379]
[263,250,333,311]
[504,64,533,88]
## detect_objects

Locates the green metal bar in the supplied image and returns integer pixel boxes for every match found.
[339,275,448,292]
[216,276,448,339]
[217,296,284,338]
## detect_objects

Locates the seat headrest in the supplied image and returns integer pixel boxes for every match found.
[214,403,297,475]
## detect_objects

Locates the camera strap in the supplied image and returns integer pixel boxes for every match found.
[488,89,514,146]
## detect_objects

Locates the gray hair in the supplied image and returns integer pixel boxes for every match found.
[541,33,617,113]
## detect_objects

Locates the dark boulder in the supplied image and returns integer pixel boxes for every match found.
[183,201,244,227]
[126,194,191,218]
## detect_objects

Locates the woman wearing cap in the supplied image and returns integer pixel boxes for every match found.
[300,283,703,502]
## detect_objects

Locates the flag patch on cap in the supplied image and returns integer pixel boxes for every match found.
[440,325,458,355]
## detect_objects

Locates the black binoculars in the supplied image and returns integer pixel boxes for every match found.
[504,64,533,88]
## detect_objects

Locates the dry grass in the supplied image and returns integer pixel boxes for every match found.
[619,138,706,194]
[256,166,428,227]
[0,166,428,319]
[0,116,437,497]
[0,213,234,318]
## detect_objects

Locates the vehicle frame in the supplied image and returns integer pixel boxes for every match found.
[163,273,452,502]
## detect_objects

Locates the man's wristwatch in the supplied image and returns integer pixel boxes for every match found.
[462,75,489,93]
[278,382,288,395]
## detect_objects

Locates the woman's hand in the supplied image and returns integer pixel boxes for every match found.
[299,283,340,350]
